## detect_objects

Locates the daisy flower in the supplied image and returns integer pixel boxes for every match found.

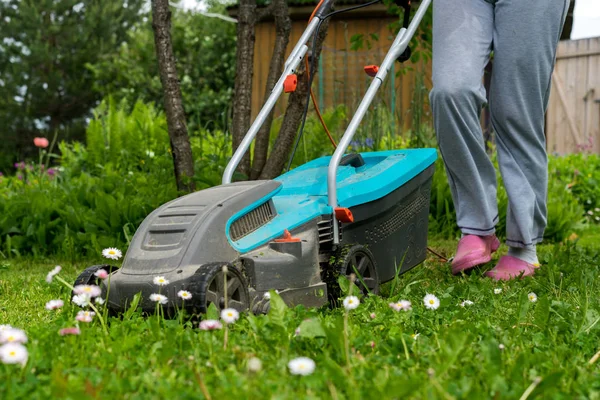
[221,308,240,324]
[76,311,96,323]
[46,265,62,283]
[0,328,27,344]
[411,333,420,340]
[247,357,262,372]
[177,290,192,300]
[94,269,109,279]
[73,285,102,298]
[423,294,440,310]
[149,294,168,305]
[288,357,316,376]
[528,292,538,302]
[199,320,223,331]
[102,248,122,260]
[59,327,81,336]
[0,343,28,365]
[499,344,505,350]
[95,298,105,305]
[494,288,502,294]
[72,293,92,307]
[45,300,64,310]
[370,313,376,319]
[342,295,360,310]
[389,299,412,311]
[460,300,474,307]
[153,276,169,286]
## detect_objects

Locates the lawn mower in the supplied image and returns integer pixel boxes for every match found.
[73,0,436,315]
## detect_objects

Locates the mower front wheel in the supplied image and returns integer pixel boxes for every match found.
[189,263,250,314]
[72,264,119,297]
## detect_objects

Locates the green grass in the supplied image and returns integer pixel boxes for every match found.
[1,240,599,399]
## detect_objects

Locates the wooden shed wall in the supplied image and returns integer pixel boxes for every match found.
[546,36,600,155]
[251,17,433,132]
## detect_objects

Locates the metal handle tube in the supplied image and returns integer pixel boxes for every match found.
[222,17,321,185]
[328,0,432,244]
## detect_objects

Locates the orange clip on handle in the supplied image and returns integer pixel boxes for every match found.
[284,74,298,93]
[274,229,301,243]
[364,65,379,77]
[335,207,354,223]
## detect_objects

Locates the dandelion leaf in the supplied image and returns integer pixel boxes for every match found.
[267,290,287,329]
[516,290,531,324]
[206,302,219,320]
[533,296,550,330]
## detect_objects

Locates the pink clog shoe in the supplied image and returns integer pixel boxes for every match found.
[451,234,500,275]
[484,255,539,280]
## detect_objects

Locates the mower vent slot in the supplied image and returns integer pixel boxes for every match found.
[365,192,428,244]
[230,200,275,241]
[317,218,342,245]
[145,229,186,248]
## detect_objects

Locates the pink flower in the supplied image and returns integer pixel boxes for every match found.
[370,341,376,349]
[45,300,64,310]
[199,320,223,331]
[33,137,49,148]
[370,313,376,319]
[76,311,95,323]
[94,269,109,279]
[59,327,81,336]
[73,285,102,297]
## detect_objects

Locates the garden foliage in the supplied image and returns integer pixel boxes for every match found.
[0,99,596,258]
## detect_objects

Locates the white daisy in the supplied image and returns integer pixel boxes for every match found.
[247,357,262,372]
[460,300,474,307]
[95,298,105,305]
[0,328,27,344]
[411,333,420,340]
[199,320,223,330]
[177,290,192,300]
[45,265,62,283]
[343,295,360,310]
[153,276,169,286]
[0,343,28,365]
[528,292,538,302]
[45,300,64,310]
[76,311,95,323]
[494,288,502,294]
[288,357,316,376]
[72,293,92,307]
[149,294,168,305]
[423,294,440,310]
[73,285,102,298]
[220,308,240,324]
[499,344,505,350]
[102,247,122,260]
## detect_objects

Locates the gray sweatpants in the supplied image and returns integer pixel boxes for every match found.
[429,0,569,248]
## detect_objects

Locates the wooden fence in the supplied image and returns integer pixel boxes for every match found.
[546,37,600,154]
[251,17,433,133]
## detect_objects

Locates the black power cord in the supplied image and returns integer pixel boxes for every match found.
[285,0,382,172]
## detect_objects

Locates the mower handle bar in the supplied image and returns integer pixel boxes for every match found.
[328,0,431,244]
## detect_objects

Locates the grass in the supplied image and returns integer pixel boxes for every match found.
[1,239,599,399]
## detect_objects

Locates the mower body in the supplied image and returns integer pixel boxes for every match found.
[104,149,436,313]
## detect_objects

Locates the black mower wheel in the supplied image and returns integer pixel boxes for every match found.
[72,264,119,297]
[189,263,250,314]
[327,245,379,303]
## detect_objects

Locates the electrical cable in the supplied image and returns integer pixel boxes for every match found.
[286,0,382,172]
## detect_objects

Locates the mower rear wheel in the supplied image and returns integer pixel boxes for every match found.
[190,263,250,314]
[328,245,379,303]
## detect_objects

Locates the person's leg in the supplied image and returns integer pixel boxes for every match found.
[429,0,499,273]
[430,0,498,235]
[485,0,569,279]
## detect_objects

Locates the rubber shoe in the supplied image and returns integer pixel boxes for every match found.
[451,234,500,275]
[484,255,539,281]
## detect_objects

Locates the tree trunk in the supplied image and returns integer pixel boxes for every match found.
[151,0,195,193]
[249,0,292,180]
[259,20,331,180]
[231,0,258,178]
